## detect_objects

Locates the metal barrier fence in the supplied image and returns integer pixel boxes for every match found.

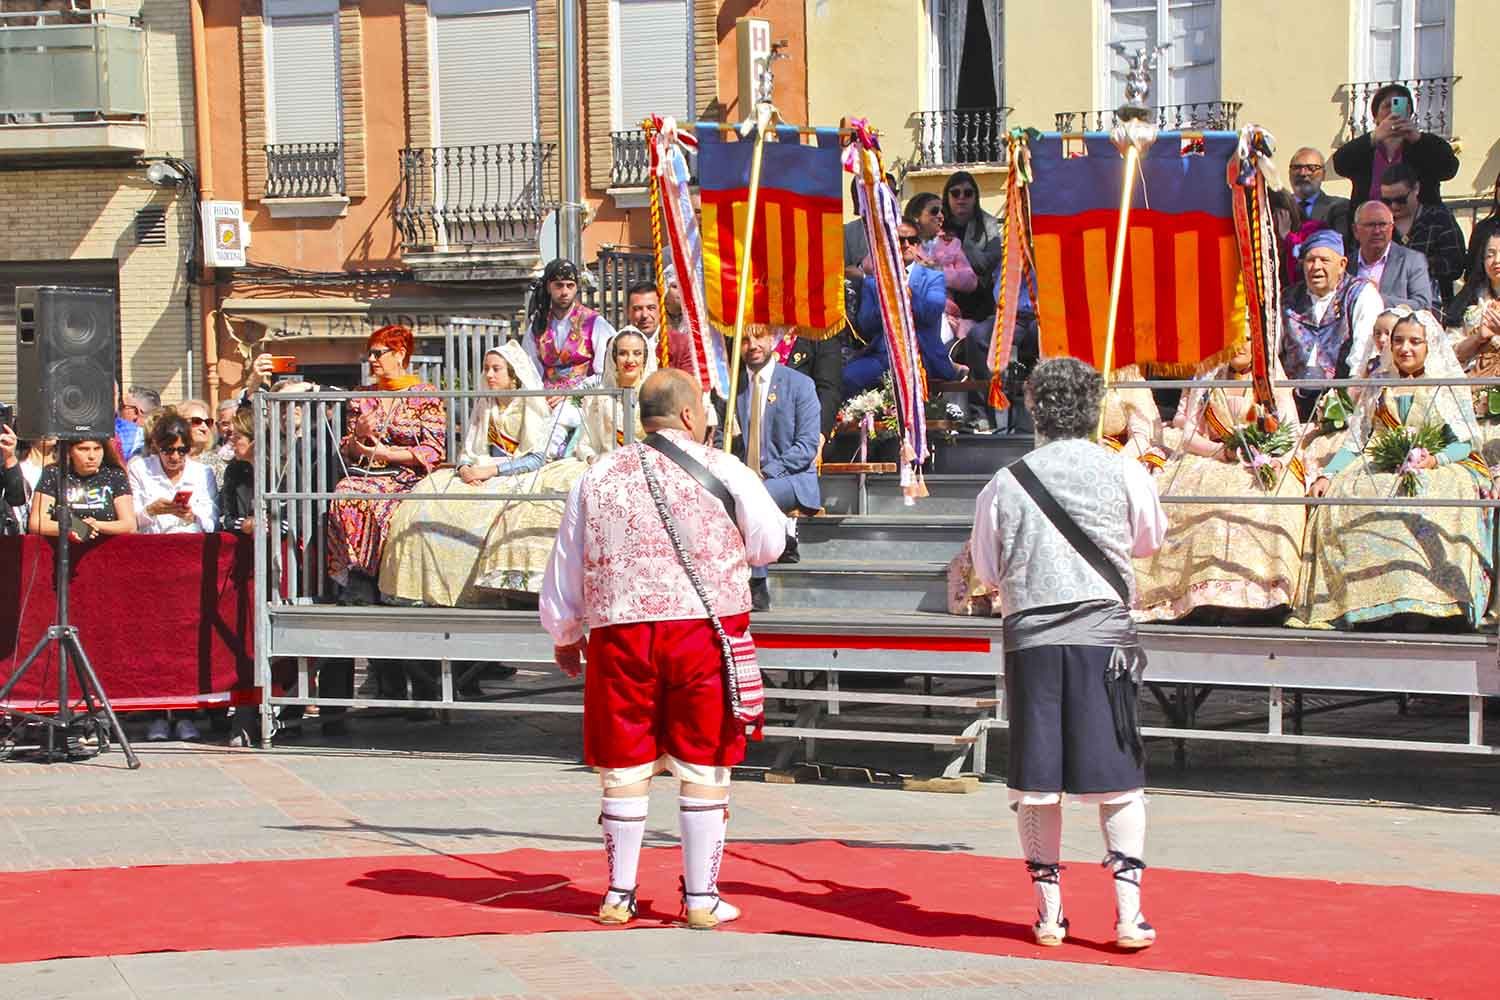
[251,384,635,741]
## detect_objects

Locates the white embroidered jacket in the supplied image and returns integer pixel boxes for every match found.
[540,429,786,645]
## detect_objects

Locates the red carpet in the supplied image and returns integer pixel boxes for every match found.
[1,841,1494,998]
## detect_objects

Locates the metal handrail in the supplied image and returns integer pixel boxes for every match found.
[1053,101,1241,134]
[264,142,345,198]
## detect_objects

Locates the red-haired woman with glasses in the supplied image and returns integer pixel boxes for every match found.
[326,324,447,599]
[128,410,218,534]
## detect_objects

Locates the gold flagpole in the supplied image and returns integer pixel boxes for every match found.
[1097,115,1158,438]
[723,102,775,452]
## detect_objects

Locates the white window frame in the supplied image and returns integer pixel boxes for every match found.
[263,0,342,148]
[427,0,539,150]
[924,0,1005,113]
[1356,0,1454,82]
[609,0,694,132]
[1097,0,1220,111]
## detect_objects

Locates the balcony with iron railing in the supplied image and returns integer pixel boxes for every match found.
[265,142,345,200]
[608,128,698,198]
[1340,76,1459,141]
[397,142,558,280]
[910,108,1012,169]
[0,6,146,156]
[1053,101,1242,134]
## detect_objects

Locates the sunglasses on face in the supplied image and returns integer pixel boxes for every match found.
[924,206,943,216]
[900,235,921,247]
[367,347,393,361]
[948,188,976,198]
[187,416,212,427]
[161,445,191,456]
[1380,193,1412,206]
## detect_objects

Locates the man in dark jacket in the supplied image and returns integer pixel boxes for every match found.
[1,420,28,535]
[784,333,843,439]
[1330,83,1458,208]
[1289,147,1351,235]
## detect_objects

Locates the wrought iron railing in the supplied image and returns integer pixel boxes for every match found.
[911,107,1011,168]
[264,142,345,198]
[1341,76,1459,140]
[396,141,557,252]
[610,129,650,187]
[1053,101,1242,133]
[609,129,697,188]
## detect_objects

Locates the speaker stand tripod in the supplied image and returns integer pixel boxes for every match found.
[0,467,139,768]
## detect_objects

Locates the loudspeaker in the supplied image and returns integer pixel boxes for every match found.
[13,285,118,440]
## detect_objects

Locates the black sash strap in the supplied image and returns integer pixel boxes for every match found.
[644,432,738,529]
[1007,458,1129,605]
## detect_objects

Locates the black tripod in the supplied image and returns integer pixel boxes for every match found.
[0,462,139,767]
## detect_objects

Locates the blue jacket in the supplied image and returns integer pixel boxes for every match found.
[734,362,822,512]
[854,265,958,381]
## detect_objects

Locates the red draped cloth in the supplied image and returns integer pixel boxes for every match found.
[0,533,256,712]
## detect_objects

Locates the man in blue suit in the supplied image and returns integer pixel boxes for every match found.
[733,327,822,611]
[842,220,965,397]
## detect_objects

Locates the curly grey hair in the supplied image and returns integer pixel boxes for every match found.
[1025,358,1104,441]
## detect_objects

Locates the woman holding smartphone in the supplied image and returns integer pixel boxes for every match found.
[127,410,217,534]
[29,437,135,540]
[1331,83,1458,208]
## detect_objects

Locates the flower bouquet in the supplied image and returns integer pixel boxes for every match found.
[835,375,898,441]
[1221,422,1295,491]
[1367,422,1446,496]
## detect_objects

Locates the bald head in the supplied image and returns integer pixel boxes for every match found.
[639,369,703,431]
[1354,199,1394,264]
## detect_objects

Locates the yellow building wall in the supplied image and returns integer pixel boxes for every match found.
[804,0,928,165]
[1451,1,1500,199]
[1220,1,1353,196]
[1002,0,1095,135]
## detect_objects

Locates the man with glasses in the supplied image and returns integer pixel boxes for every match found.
[1352,199,1435,312]
[1288,147,1350,236]
[1380,162,1467,306]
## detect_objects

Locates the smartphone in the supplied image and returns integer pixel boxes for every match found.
[269,355,299,374]
[0,402,12,429]
[73,518,96,542]
[172,489,194,507]
[1390,95,1411,119]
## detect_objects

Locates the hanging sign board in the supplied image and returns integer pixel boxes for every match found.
[201,201,247,268]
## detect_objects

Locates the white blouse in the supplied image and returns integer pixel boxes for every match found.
[127,454,218,534]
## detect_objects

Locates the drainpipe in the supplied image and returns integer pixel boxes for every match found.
[189,0,220,402]
[559,0,582,265]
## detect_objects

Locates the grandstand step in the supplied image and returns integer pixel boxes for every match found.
[794,514,971,562]
[929,432,1034,475]
[819,473,992,516]
[767,560,950,613]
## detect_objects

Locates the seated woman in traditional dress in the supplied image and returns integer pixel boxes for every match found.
[1133,343,1307,623]
[325,324,447,602]
[377,343,556,608]
[469,329,657,600]
[1294,312,1490,630]
[1445,230,1500,469]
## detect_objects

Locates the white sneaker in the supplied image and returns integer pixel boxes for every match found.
[1115,914,1156,950]
[172,719,200,742]
[1033,915,1068,947]
[684,894,740,930]
[145,719,170,742]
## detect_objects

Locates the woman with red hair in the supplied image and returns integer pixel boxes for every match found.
[326,325,447,598]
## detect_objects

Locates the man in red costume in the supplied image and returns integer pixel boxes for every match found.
[541,369,786,928]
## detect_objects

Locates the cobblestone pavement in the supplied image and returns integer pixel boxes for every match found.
[1,694,1496,999]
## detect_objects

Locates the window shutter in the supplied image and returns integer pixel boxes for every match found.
[267,13,341,145]
[432,3,537,147]
[616,0,691,128]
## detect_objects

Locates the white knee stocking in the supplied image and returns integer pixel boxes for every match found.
[599,795,649,907]
[1016,802,1064,925]
[679,796,729,900]
[1099,797,1148,924]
